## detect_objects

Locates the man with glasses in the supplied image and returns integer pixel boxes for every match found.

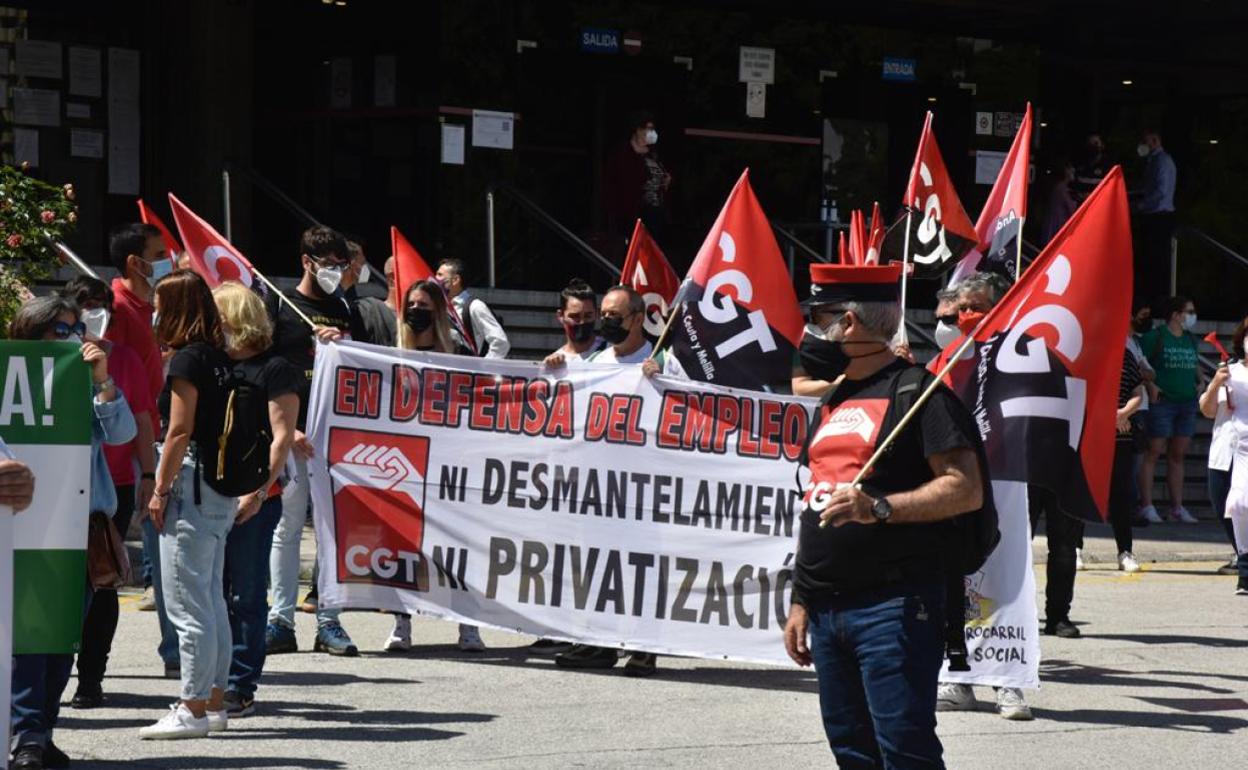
[264,225,362,658]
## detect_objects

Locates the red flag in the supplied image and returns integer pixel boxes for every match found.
[670,169,804,389]
[865,202,884,264]
[137,198,183,259]
[621,219,680,338]
[848,210,867,265]
[932,167,1133,522]
[390,226,434,300]
[881,112,978,279]
[167,194,256,288]
[966,103,1033,281]
[390,225,475,352]
[837,230,849,264]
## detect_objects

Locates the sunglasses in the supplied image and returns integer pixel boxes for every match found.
[52,321,87,340]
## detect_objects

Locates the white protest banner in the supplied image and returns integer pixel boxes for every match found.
[940,480,1040,689]
[308,342,811,666]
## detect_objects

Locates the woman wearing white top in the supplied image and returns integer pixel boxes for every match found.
[1199,320,1248,594]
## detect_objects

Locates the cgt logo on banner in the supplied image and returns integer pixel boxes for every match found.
[306,341,815,665]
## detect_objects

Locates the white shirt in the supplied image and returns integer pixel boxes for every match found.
[452,290,510,359]
[589,340,687,378]
[1208,362,1248,471]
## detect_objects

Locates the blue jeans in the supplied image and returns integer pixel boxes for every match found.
[142,516,181,667]
[225,496,282,697]
[1148,397,1198,438]
[807,582,946,769]
[269,455,339,629]
[10,654,74,751]
[160,460,235,701]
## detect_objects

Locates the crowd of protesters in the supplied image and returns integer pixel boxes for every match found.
[5,200,1244,767]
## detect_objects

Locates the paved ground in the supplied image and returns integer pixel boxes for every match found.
[51,532,1248,769]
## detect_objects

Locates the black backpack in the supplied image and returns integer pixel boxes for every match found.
[200,360,272,497]
[799,365,1000,576]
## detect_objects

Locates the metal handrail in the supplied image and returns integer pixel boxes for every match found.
[224,162,324,230]
[1177,225,1248,272]
[54,242,100,279]
[487,183,618,285]
[773,224,827,265]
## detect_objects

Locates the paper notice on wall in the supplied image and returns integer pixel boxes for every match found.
[68,46,102,97]
[14,128,37,169]
[70,129,105,159]
[975,150,1007,185]
[16,40,62,79]
[374,54,396,107]
[13,88,60,127]
[66,102,91,119]
[108,47,141,195]
[746,82,766,119]
[471,109,514,150]
[441,123,466,165]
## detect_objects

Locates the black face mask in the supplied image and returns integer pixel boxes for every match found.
[799,335,851,381]
[599,316,630,344]
[405,307,434,332]
[1132,317,1152,334]
[566,321,596,344]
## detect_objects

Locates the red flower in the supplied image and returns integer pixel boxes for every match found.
[5,234,23,248]
[40,210,56,224]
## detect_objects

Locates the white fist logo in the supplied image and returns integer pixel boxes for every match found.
[333,443,425,506]
[811,406,878,447]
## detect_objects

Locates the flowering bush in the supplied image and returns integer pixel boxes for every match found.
[0,163,79,335]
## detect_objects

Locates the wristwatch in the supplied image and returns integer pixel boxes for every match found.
[92,377,114,395]
[870,496,893,523]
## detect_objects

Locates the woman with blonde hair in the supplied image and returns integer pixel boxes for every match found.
[385,279,480,653]
[212,282,301,717]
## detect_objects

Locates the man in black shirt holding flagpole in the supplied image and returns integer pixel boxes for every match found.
[785,262,987,768]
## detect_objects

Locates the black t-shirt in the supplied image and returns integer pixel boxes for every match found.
[159,342,233,451]
[266,289,355,430]
[794,361,980,603]
[235,352,303,429]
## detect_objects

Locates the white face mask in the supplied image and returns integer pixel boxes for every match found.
[1137,143,1150,158]
[358,263,371,284]
[644,128,658,146]
[316,266,344,295]
[65,333,83,346]
[82,308,110,339]
[1182,312,1197,330]
[934,320,961,350]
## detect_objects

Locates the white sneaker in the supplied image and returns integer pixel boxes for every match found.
[384,616,412,653]
[1118,551,1141,573]
[139,703,209,740]
[1140,505,1164,524]
[1170,506,1199,524]
[206,708,228,733]
[936,682,976,711]
[457,624,486,652]
[995,687,1034,721]
[1075,548,1085,570]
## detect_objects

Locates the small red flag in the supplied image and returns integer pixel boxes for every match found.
[848,209,867,265]
[837,230,849,264]
[964,103,1033,281]
[621,219,680,338]
[167,194,256,288]
[390,226,434,300]
[865,202,883,264]
[137,198,184,259]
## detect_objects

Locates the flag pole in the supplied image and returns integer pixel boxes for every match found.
[648,301,684,358]
[896,208,914,347]
[819,326,981,529]
[1014,216,1026,280]
[249,267,319,330]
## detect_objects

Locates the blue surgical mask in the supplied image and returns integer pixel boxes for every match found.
[148,257,174,282]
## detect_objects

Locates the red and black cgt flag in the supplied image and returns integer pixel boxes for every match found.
[669,170,804,390]
[621,218,681,339]
[964,103,1033,282]
[879,111,978,279]
[931,167,1132,522]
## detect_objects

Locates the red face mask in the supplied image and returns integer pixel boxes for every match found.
[957,310,986,336]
